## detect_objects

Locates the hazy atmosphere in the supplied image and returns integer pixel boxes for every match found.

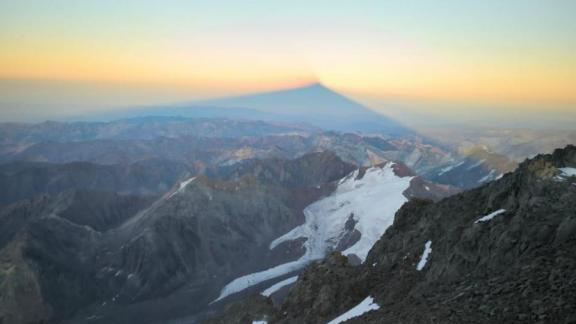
[1,2,575,324]
[1,0,575,127]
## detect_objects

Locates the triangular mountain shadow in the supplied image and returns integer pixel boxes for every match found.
[193,82,413,136]
[88,83,414,137]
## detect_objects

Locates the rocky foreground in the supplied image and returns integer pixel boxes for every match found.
[208,145,576,324]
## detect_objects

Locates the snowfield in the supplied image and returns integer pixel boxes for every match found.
[416,240,432,271]
[475,209,506,223]
[271,164,412,262]
[327,296,380,324]
[214,164,412,302]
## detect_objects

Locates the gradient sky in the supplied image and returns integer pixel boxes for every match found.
[1,0,575,121]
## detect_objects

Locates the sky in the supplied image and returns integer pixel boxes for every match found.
[0,0,575,123]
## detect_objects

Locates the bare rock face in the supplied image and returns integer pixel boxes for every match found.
[0,236,51,324]
[0,190,155,324]
[226,145,576,324]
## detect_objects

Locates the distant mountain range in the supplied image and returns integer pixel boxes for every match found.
[0,116,506,190]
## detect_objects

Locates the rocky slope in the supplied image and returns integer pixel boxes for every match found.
[0,149,460,324]
[0,190,156,324]
[211,145,576,324]
[0,159,194,206]
[0,152,355,324]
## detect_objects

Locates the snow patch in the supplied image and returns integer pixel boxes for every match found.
[327,296,380,324]
[168,176,196,199]
[214,164,412,302]
[557,167,576,180]
[478,169,498,183]
[438,161,465,175]
[212,260,304,303]
[561,167,576,177]
[261,276,298,297]
[475,209,506,223]
[467,159,486,170]
[252,321,267,324]
[416,240,432,271]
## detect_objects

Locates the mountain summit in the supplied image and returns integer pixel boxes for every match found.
[195,82,411,135]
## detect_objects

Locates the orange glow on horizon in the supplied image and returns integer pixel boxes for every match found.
[0,34,574,106]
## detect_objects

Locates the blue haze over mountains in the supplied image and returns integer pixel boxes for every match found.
[86,83,413,136]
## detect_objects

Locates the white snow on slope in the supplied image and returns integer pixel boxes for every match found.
[438,161,465,175]
[478,169,498,184]
[261,276,298,297]
[467,159,486,170]
[214,164,412,302]
[213,260,305,303]
[168,177,196,199]
[122,177,198,227]
[272,165,412,261]
[327,296,380,324]
[252,321,267,324]
[559,167,576,178]
[475,209,506,223]
[416,240,432,271]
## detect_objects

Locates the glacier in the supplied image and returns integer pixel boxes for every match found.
[214,163,412,302]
